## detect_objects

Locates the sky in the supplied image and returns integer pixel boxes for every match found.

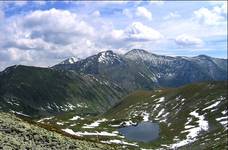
[0,1,227,70]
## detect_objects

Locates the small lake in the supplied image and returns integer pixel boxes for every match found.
[118,121,159,142]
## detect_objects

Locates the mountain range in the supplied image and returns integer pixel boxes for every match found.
[0,49,227,149]
[54,49,227,90]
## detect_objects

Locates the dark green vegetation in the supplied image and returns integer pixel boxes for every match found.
[0,65,126,118]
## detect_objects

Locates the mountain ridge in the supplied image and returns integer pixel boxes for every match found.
[53,49,227,90]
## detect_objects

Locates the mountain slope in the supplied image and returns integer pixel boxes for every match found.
[0,65,126,118]
[104,81,227,149]
[33,81,227,149]
[124,49,227,87]
[53,49,227,91]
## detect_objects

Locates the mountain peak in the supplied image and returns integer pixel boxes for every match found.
[196,55,211,59]
[60,56,80,65]
[97,50,122,64]
[98,50,114,55]
[126,49,150,55]
[124,49,158,61]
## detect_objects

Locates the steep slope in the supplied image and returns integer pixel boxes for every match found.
[53,49,227,91]
[0,65,126,118]
[0,112,120,150]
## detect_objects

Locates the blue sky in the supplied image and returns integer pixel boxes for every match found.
[0,1,227,70]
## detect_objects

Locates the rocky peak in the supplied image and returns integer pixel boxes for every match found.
[60,56,80,65]
[97,50,122,64]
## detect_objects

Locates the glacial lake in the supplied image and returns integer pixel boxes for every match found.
[118,121,159,142]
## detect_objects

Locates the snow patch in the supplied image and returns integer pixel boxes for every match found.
[216,116,228,128]
[189,110,209,131]
[169,110,209,148]
[101,139,138,147]
[64,103,76,110]
[56,122,64,125]
[37,116,54,123]
[222,110,227,115]
[203,101,220,111]
[62,128,119,137]
[142,112,150,121]
[60,56,80,64]
[11,111,30,117]
[82,118,107,128]
[76,103,88,108]
[69,116,83,121]
[156,97,165,103]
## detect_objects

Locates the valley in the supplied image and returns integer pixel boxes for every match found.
[33,81,227,149]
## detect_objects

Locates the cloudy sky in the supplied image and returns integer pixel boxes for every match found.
[0,1,227,70]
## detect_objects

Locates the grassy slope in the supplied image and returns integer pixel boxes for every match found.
[104,81,227,149]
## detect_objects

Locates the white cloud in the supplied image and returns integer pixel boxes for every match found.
[136,7,152,20]
[109,22,163,42]
[101,22,163,50]
[175,34,203,47]
[212,1,227,15]
[123,8,132,18]
[21,8,94,45]
[92,10,100,17]
[125,22,162,41]
[0,2,226,70]
[0,9,4,21]
[194,2,227,26]
[8,48,32,61]
[93,21,164,52]
[111,29,124,39]
[194,8,225,26]
[149,1,164,5]
[0,8,99,69]
[164,11,180,20]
